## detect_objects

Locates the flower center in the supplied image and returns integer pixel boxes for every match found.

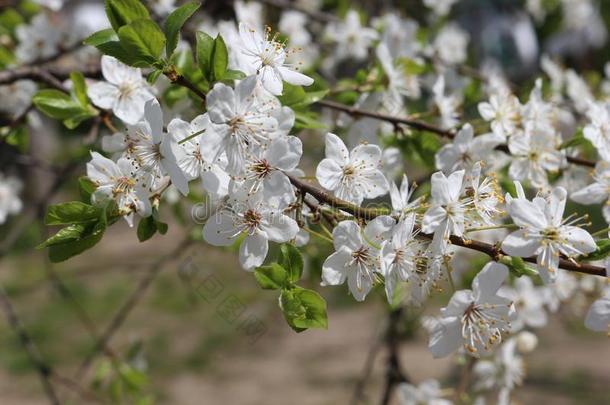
[242,209,262,234]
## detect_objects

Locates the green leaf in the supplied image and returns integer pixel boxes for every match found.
[279,244,304,283]
[95,40,140,66]
[4,126,28,153]
[37,224,87,248]
[254,263,288,290]
[221,69,246,81]
[212,34,228,81]
[47,220,106,263]
[32,90,84,120]
[118,19,166,68]
[147,69,162,84]
[294,111,325,130]
[280,287,328,332]
[195,31,214,80]
[278,84,306,107]
[70,72,89,107]
[137,216,157,242]
[83,28,118,47]
[584,239,610,261]
[45,201,101,225]
[105,0,150,32]
[164,1,200,57]
[79,177,96,203]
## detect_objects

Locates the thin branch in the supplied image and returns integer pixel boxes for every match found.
[0,66,67,92]
[380,307,409,405]
[256,0,338,23]
[75,235,195,382]
[316,99,596,168]
[286,174,607,277]
[0,285,61,405]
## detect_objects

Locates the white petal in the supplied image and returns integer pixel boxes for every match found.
[203,212,237,246]
[87,82,119,110]
[277,66,314,86]
[324,133,349,165]
[332,220,362,251]
[239,233,269,271]
[502,229,541,257]
[321,250,350,286]
[472,262,509,302]
[259,213,298,243]
[584,296,610,332]
[427,316,463,358]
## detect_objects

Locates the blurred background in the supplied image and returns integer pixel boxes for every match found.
[0,0,609,404]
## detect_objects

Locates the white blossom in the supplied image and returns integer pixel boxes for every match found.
[584,288,610,333]
[571,161,610,223]
[324,10,378,62]
[86,152,151,227]
[316,133,389,205]
[398,379,452,405]
[203,190,298,271]
[427,262,513,357]
[322,217,394,301]
[502,185,596,284]
[236,23,313,95]
[0,173,22,225]
[422,170,466,253]
[15,14,61,63]
[433,23,469,65]
[87,56,155,125]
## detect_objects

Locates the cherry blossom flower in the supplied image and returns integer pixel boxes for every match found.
[478,93,522,139]
[202,76,279,175]
[571,161,610,223]
[499,276,548,331]
[389,174,421,218]
[423,0,458,17]
[125,99,189,195]
[427,262,514,358]
[321,217,394,301]
[584,288,610,333]
[435,124,504,174]
[583,101,610,162]
[316,133,389,205]
[86,152,151,227]
[474,338,525,405]
[237,23,313,95]
[502,186,596,284]
[432,23,469,65]
[324,10,378,62]
[0,173,22,225]
[203,190,298,271]
[422,170,466,253]
[167,114,230,199]
[376,43,421,110]
[507,124,565,188]
[87,56,155,125]
[15,14,61,63]
[432,76,462,130]
[398,379,452,405]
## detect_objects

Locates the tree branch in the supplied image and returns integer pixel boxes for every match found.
[286,174,607,277]
[316,99,596,168]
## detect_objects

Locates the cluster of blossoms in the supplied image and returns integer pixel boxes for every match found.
[2,1,610,404]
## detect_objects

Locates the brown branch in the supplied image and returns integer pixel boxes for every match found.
[0,285,61,405]
[316,100,596,168]
[380,307,408,405]
[286,174,607,277]
[0,66,67,92]
[75,235,195,382]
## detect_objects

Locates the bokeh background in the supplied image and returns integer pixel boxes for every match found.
[1,0,610,404]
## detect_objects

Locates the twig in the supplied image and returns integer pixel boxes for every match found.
[286,174,608,277]
[316,99,596,168]
[0,284,61,405]
[380,307,409,405]
[0,66,67,92]
[75,235,195,382]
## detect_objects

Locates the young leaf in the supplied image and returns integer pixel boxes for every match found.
[212,34,228,81]
[254,263,288,290]
[32,90,84,119]
[105,0,150,32]
[37,224,87,248]
[48,220,106,263]
[95,40,141,66]
[195,31,214,79]
[164,1,201,57]
[279,244,304,283]
[83,28,118,47]
[70,72,89,107]
[280,287,328,332]
[78,177,96,203]
[117,19,166,68]
[45,201,101,225]
[137,216,157,242]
